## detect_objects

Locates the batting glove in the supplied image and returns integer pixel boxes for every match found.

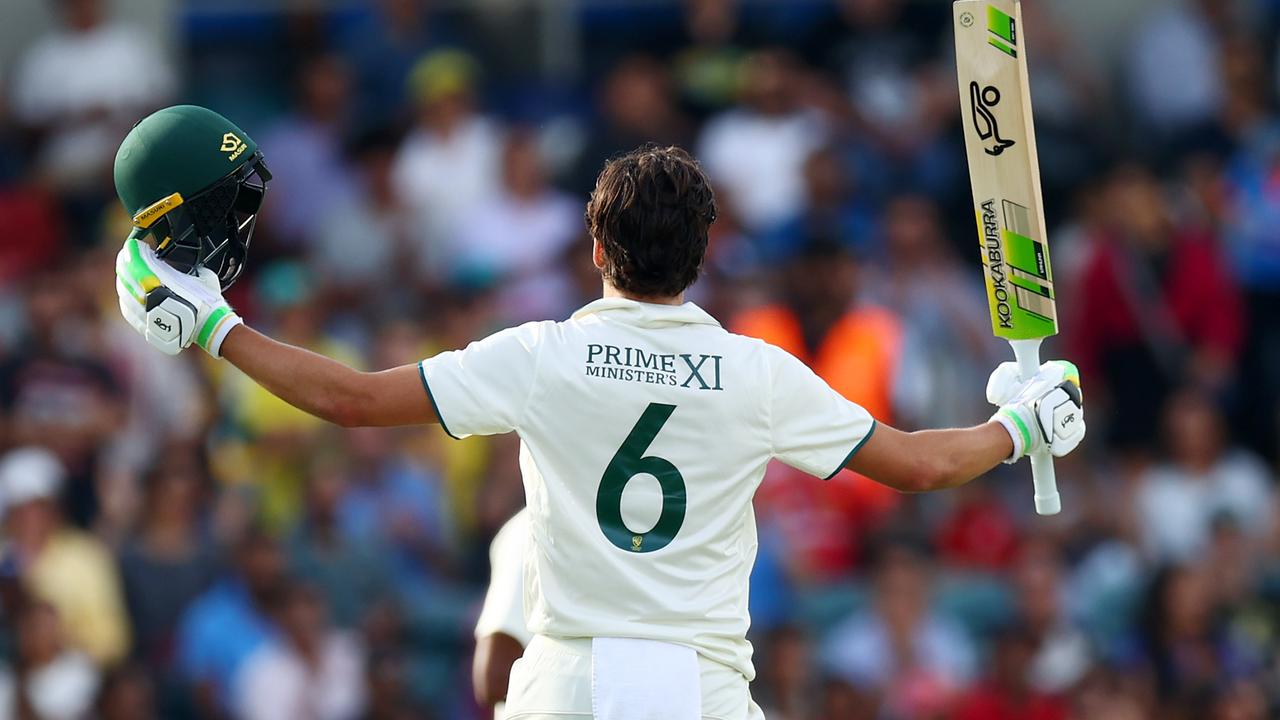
[115,235,242,358]
[988,360,1085,462]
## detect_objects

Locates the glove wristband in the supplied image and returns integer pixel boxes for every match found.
[198,308,242,358]
[992,408,1031,463]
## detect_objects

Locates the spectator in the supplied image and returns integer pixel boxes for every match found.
[364,651,429,720]
[1204,678,1269,720]
[1220,78,1280,458]
[102,291,210,512]
[1127,0,1229,141]
[550,230,610,316]
[173,527,284,714]
[8,0,174,201]
[1007,1,1106,202]
[1139,564,1261,713]
[452,130,582,323]
[733,237,901,435]
[223,264,362,531]
[1067,669,1147,720]
[0,272,124,526]
[1204,515,1264,617]
[752,626,816,720]
[822,538,976,717]
[0,186,64,288]
[698,49,827,232]
[934,482,1020,572]
[335,427,453,598]
[340,0,452,126]
[757,145,878,263]
[233,584,367,720]
[669,0,753,119]
[118,450,218,672]
[0,600,99,720]
[737,239,905,577]
[328,425,471,715]
[809,0,959,199]
[818,677,876,720]
[1069,164,1244,451]
[94,663,157,720]
[1135,389,1273,563]
[392,50,503,281]
[312,127,412,297]
[1013,541,1093,695]
[286,459,394,630]
[867,194,996,430]
[951,625,1069,720]
[0,93,28,186]
[0,447,129,666]
[568,56,691,196]
[258,54,356,251]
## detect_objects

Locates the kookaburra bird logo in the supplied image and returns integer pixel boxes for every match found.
[969,82,1016,156]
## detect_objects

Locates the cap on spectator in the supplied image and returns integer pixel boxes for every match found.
[408,49,480,105]
[0,447,65,516]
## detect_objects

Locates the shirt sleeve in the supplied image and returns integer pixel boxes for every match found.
[419,322,546,439]
[768,346,877,479]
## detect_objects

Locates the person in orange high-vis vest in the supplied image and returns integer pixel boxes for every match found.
[734,305,901,423]
[733,238,903,577]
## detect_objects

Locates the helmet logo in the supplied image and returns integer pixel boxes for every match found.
[220,133,247,161]
[133,192,184,229]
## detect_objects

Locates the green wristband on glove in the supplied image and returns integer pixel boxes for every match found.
[987,360,1085,462]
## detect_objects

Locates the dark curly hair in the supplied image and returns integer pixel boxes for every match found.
[585,145,717,298]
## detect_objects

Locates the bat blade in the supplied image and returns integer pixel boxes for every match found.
[955,0,1063,516]
[954,0,1057,342]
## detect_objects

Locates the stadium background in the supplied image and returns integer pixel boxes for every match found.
[2,0,1280,718]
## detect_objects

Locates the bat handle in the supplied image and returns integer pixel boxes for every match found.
[1010,338,1061,516]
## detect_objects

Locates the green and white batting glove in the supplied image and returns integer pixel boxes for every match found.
[115,235,242,358]
[987,360,1085,462]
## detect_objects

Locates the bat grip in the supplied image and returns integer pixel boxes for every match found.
[1010,338,1061,515]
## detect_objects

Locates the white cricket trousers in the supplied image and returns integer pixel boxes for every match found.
[503,635,766,720]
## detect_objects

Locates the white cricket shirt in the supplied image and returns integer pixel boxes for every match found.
[474,509,533,647]
[475,509,532,720]
[421,298,876,679]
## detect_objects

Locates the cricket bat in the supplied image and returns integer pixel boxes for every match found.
[954,0,1061,515]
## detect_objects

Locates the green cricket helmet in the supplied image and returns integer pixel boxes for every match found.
[114,105,272,289]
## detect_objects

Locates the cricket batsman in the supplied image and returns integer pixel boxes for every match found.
[113,105,1084,719]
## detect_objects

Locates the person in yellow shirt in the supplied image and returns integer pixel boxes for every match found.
[0,447,129,665]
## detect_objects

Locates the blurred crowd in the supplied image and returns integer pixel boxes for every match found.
[2,0,1280,718]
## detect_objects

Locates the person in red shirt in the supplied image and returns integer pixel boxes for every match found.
[1068,164,1243,451]
[951,625,1068,720]
[934,483,1020,571]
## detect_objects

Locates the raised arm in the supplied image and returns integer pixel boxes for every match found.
[769,342,1084,496]
[845,421,1012,493]
[848,361,1083,494]
[219,326,436,427]
[115,238,436,428]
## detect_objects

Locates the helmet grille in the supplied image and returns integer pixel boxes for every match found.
[188,179,239,235]
[149,151,270,290]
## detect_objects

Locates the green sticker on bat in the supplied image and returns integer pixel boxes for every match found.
[977,200,1058,340]
[987,5,1017,57]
